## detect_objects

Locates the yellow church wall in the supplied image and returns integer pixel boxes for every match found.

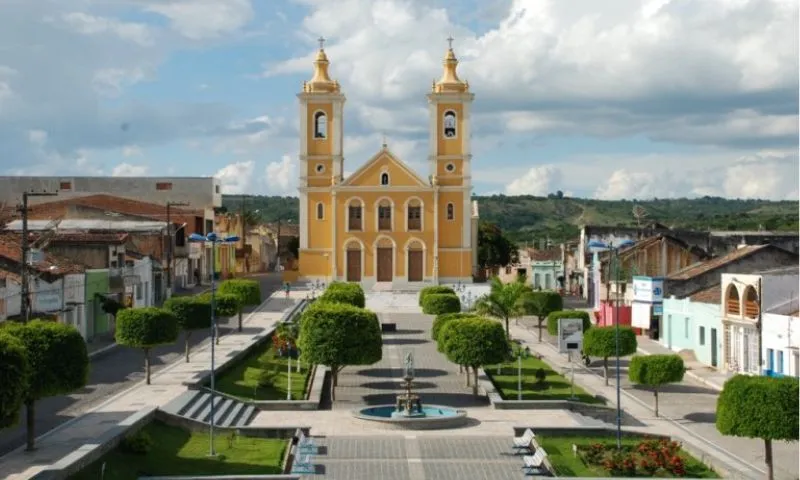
[298,250,330,277]
[307,192,332,249]
[438,250,472,277]
[436,103,464,156]
[437,191,466,248]
[348,153,427,187]
[307,103,333,156]
[436,159,464,186]
[306,157,334,187]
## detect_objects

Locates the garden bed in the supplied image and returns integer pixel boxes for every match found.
[69,420,288,480]
[485,354,603,403]
[215,338,312,401]
[537,434,719,478]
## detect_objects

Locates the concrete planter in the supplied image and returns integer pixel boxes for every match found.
[252,364,328,411]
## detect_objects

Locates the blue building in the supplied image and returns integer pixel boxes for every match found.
[661,285,723,368]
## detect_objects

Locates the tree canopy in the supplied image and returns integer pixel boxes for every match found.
[475,277,530,339]
[116,307,180,384]
[0,332,30,428]
[440,318,509,395]
[582,326,637,385]
[628,354,685,417]
[523,291,563,342]
[477,222,518,269]
[319,282,366,308]
[422,293,461,315]
[163,296,213,362]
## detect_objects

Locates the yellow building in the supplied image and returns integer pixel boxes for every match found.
[297,38,479,287]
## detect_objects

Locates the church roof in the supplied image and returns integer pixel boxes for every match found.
[338,144,430,188]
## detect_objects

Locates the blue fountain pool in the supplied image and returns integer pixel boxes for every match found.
[353,404,469,429]
[360,405,460,418]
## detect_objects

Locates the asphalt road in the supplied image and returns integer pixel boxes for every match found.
[0,273,283,456]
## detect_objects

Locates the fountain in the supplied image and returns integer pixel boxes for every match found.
[353,352,468,429]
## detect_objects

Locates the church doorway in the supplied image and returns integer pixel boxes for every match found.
[408,250,423,282]
[377,248,393,282]
[346,248,361,282]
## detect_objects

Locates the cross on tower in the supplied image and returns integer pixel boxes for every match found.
[381,133,387,148]
[318,36,325,50]
[447,36,454,49]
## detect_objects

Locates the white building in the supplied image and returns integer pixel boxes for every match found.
[721,267,799,375]
[762,311,800,378]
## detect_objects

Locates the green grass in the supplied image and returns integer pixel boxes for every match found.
[486,355,603,403]
[69,420,288,480]
[215,340,311,401]
[538,434,719,478]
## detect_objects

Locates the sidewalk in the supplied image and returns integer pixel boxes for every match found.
[0,290,306,480]
[635,336,733,391]
[508,321,769,480]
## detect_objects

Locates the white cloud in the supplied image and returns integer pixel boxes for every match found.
[215,160,255,194]
[112,163,149,177]
[92,67,148,97]
[506,165,561,196]
[721,152,799,200]
[144,0,254,40]
[122,145,143,157]
[61,12,154,46]
[265,155,295,194]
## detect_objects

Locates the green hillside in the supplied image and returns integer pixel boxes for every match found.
[223,194,798,244]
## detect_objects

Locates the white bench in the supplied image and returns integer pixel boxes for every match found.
[522,447,548,476]
[512,428,535,452]
[296,431,317,454]
[291,453,315,474]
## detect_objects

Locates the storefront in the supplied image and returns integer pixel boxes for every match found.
[631,276,664,339]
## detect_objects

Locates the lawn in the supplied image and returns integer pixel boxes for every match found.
[70,420,288,480]
[538,434,719,478]
[215,340,311,401]
[486,354,603,403]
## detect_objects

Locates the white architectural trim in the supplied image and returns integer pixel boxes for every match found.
[373,234,397,280]
[442,109,459,140]
[463,192,471,246]
[343,237,365,282]
[299,193,309,248]
[403,196,425,232]
[340,148,429,187]
[403,237,427,281]
[380,170,390,186]
[331,186,435,192]
[428,100,437,175]
[311,109,328,140]
[438,247,471,252]
[433,187,439,283]
[299,102,308,156]
[344,196,365,232]
[331,191,337,279]
[462,101,471,156]
[374,196,395,232]
[332,101,342,156]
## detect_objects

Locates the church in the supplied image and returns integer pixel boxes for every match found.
[297,38,479,287]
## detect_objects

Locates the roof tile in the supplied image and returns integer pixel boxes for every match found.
[0,232,86,274]
[690,284,721,304]
[667,245,770,280]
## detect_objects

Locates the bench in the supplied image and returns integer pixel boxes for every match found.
[512,428,535,453]
[296,431,317,454]
[291,453,315,474]
[381,323,397,333]
[522,447,548,476]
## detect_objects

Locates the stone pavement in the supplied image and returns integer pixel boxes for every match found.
[511,319,793,480]
[0,289,306,480]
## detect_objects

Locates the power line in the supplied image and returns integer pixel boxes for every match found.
[17,190,58,322]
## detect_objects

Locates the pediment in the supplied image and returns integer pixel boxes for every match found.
[340,148,429,188]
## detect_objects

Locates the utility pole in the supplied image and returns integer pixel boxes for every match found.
[166,201,189,296]
[17,191,58,322]
[240,195,248,273]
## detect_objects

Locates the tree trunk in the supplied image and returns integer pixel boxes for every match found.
[458,365,463,374]
[472,366,479,396]
[537,318,543,342]
[603,357,609,386]
[238,309,243,332]
[144,348,151,385]
[505,317,510,340]
[764,438,774,480]
[465,366,471,387]
[216,323,221,345]
[653,389,659,417]
[184,331,192,363]
[25,399,35,451]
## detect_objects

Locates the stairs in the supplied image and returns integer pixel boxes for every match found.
[161,390,257,427]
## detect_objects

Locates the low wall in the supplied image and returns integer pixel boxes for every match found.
[140,476,300,480]
[254,364,328,410]
[30,407,158,480]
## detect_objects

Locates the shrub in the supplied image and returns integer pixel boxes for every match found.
[319,282,366,308]
[163,296,213,362]
[116,307,180,384]
[218,279,262,306]
[422,293,461,315]
[120,430,153,455]
[199,292,241,318]
[419,286,456,306]
[546,310,592,336]
[534,368,547,384]
[628,354,685,417]
[431,312,481,342]
[0,332,30,428]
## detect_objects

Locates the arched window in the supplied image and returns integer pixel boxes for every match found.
[380,172,389,185]
[743,286,759,318]
[348,199,363,231]
[446,203,454,220]
[407,198,422,231]
[378,199,392,231]
[443,110,457,138]
[316,202,324,220]
[314,111,327,139]
[726,284,740,316]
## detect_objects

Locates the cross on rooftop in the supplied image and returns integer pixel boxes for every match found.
[447,36,454,49]
[318,36,325,49]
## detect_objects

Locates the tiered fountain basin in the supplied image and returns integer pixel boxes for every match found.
[353,405,469,430]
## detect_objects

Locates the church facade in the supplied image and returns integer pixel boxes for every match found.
[297,39,478,287]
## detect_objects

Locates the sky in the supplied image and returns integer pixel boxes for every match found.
[0,0,797,200]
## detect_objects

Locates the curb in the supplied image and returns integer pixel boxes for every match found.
[636,347,724,392]
[88,343,119,359]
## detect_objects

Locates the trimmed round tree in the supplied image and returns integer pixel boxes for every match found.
[163,296,213,362]
[0,332,30,429]
[583,326,638,385]
[441,318,509,395]
[628,354,685,417]
[298,302,381,401]
[116,307,180,385]
[319,282,366,308]
[422,293,461,315]
[546,310,592,337]
[524,291,563,342]
[199,292,241,343]
[4,320,88,450]
[218,279,262,332]
[419,286,456,306]
[432,312,481,342]
[716,375,799,480]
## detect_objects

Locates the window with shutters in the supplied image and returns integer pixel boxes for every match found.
[378,205,392,231]
[408,206,421,231]
[348,203,362,231]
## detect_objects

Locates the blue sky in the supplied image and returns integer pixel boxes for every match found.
[0,0,797,200]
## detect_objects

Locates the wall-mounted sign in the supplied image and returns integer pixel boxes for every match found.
[558,318,584,353]
[34,291,61,312]
[632,276,664,303]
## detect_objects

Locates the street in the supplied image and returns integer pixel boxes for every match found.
[0,273,282,456]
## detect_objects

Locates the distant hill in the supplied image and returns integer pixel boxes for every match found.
[222,194,799,244]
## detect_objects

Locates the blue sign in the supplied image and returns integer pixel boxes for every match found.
[653,304,663,316]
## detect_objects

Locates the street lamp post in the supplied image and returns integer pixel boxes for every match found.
[188,232,239,457]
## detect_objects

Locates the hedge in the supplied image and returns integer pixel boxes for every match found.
[198,292,241,318]
[419,286,456,306]
[432,312,482,343]
[546,310,592,336]
[218,279,262,306]
[319,281,366,308]
[422,293,461,315]
[0,332,30,428]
